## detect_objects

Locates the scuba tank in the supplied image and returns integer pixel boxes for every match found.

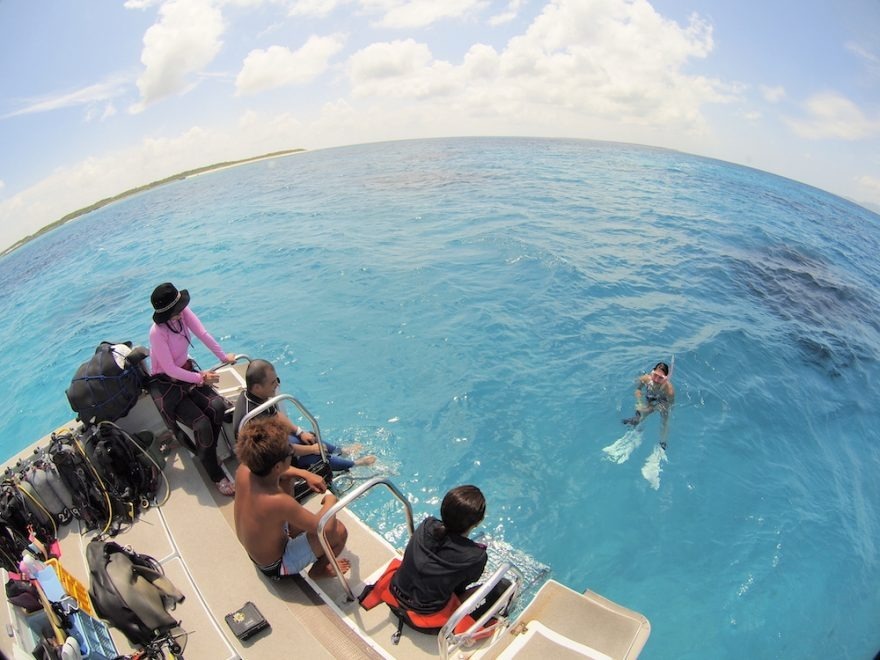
[24,461,74,525]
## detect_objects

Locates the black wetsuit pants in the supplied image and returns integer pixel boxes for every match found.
[149,376,227,482]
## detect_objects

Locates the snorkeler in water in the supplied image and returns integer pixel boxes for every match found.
[622,362,675,449]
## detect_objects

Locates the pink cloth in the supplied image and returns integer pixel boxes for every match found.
[149,307,226,384]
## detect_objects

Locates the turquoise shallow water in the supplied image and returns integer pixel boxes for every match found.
[1,137,879,658]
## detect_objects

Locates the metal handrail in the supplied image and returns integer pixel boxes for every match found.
[206,353,251,371]
[439,562,523,659]
[239,394,328,463]
[315,476,415,601]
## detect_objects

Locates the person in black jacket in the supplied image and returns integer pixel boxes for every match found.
[391,485,509,618]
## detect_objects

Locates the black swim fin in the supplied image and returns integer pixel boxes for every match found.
[622,411,641,426]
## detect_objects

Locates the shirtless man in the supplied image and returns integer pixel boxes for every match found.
[622,362,675,449]
[234,416,350,579]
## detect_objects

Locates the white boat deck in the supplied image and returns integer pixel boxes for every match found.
[0,363,650,659]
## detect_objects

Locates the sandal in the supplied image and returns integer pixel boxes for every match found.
[216,478,235,497]
[156,429,176,454]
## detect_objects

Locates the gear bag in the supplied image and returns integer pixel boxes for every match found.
[87,540,184,647]
[66,342,149,425]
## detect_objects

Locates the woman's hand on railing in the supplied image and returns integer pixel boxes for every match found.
[201,370,220,385]
[207,353,251,371]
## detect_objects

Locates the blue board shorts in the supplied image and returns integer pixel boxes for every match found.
[255,532,317,578]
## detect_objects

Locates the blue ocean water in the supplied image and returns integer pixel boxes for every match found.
[1,137,878,658]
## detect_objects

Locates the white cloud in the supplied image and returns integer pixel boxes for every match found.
[489,0,524,26]
[223,0,279,6]
[235,34,346,94]
[846,42,880,68]
[286,0,485,26]
[857,174,880,194]
[0,180,5,193]
[132,0,225,110]
[462,43,500,79]
[846,41,880,88]
[347,0,732,130]
[786,92,880,140]
[349,39,462,100]
[239,108,304,136]
[84,102,119,123]
[761,85,785,103]
[2,78,129,119]
[287,0,347,17]
[365,0,486,29]
[349,39,432,81]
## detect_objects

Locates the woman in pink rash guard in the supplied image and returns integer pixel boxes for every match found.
[149,282,237,496]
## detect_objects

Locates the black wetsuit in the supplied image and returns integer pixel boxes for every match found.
[391,516,509,618]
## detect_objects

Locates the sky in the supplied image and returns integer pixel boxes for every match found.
[1,0,879,251]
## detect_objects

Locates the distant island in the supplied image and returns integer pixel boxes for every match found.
[1,148,305,258]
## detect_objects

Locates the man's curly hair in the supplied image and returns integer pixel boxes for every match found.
[237,416,290,476]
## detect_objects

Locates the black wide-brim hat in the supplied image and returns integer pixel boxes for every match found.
[151,282,190,323]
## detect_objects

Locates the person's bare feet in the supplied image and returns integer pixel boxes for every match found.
[309,557,351,579]
[354,455,376,466]
[340,443,363,456]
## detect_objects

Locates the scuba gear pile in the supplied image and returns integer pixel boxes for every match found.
[81,422,161,527]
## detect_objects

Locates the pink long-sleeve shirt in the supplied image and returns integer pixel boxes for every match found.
[149,307,226,385]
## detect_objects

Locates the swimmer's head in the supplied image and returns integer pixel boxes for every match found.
[652,362,670,381]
